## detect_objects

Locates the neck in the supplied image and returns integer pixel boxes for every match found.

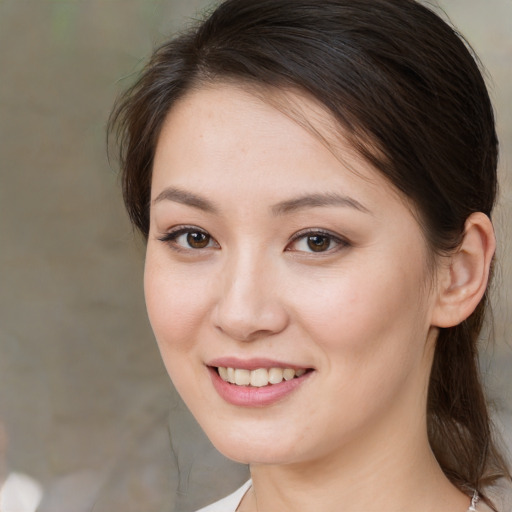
[241,400,470,512]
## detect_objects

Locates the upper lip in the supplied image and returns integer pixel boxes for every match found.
[206,357,312,371]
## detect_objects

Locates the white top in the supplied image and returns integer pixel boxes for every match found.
[195,480,252,512]
[0,472,43,512]
[194,480,492,512]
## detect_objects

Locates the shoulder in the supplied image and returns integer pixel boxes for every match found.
[195,480,252,512]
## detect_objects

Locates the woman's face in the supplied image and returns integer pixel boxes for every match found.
[145,84,441,465]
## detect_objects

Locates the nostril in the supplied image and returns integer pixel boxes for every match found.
[211,275,289,341]
[214,324,283,343]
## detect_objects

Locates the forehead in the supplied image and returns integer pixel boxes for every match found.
[153,83,418,218]
[155,83,383,187]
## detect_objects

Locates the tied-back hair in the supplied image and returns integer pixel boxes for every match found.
[109,0,511,508]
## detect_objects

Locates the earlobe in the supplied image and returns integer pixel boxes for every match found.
[432,212,496,328]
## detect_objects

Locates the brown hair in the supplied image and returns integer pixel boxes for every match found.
[109,0,510,507]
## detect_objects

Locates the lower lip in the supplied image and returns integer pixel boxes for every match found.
[208,367,312,407]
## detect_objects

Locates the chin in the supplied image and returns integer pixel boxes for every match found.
[202,420,322,466]
[214,442,296,466]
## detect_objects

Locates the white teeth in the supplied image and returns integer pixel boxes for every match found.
[250,368,268,387]
[234,369,251,386]
[283,368,295,381]
[268,367,284,384]
[218,367,228,381]
[217,366,307,386]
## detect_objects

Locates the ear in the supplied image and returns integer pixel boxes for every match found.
[432,212,496,328]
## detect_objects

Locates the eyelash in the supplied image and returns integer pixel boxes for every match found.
[286,228,349,254]
[157,226,219,252]
[157,226,349,254]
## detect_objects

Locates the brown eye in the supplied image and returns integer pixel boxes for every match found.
[158,227,218,251]
[306,235,331,252]
[286,230,347,254]
[186,231,211,249]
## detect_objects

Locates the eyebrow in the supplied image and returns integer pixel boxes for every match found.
[152,187,371,216]
[271,192,371,216]
[152,187,219,213]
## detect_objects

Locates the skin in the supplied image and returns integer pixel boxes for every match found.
[144,84,491,511]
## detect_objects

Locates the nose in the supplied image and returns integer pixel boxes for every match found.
[212,250,289,342]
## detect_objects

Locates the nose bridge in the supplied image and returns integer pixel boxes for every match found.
[213,242,288,341]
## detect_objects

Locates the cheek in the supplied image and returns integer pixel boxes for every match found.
[144,252,210,357]
[143,254,216,408]
[289,255,431,369]
[288,262,432,441]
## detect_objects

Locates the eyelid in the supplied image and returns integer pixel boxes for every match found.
[157,225,348,254]
[286,228,349,253]
[157,225,220,250]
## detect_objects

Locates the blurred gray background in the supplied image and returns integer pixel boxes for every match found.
[0,1,510,511]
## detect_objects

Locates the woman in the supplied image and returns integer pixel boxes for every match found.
[109,0,511,510]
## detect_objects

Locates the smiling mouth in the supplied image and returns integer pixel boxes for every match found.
[215,366,310,387]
